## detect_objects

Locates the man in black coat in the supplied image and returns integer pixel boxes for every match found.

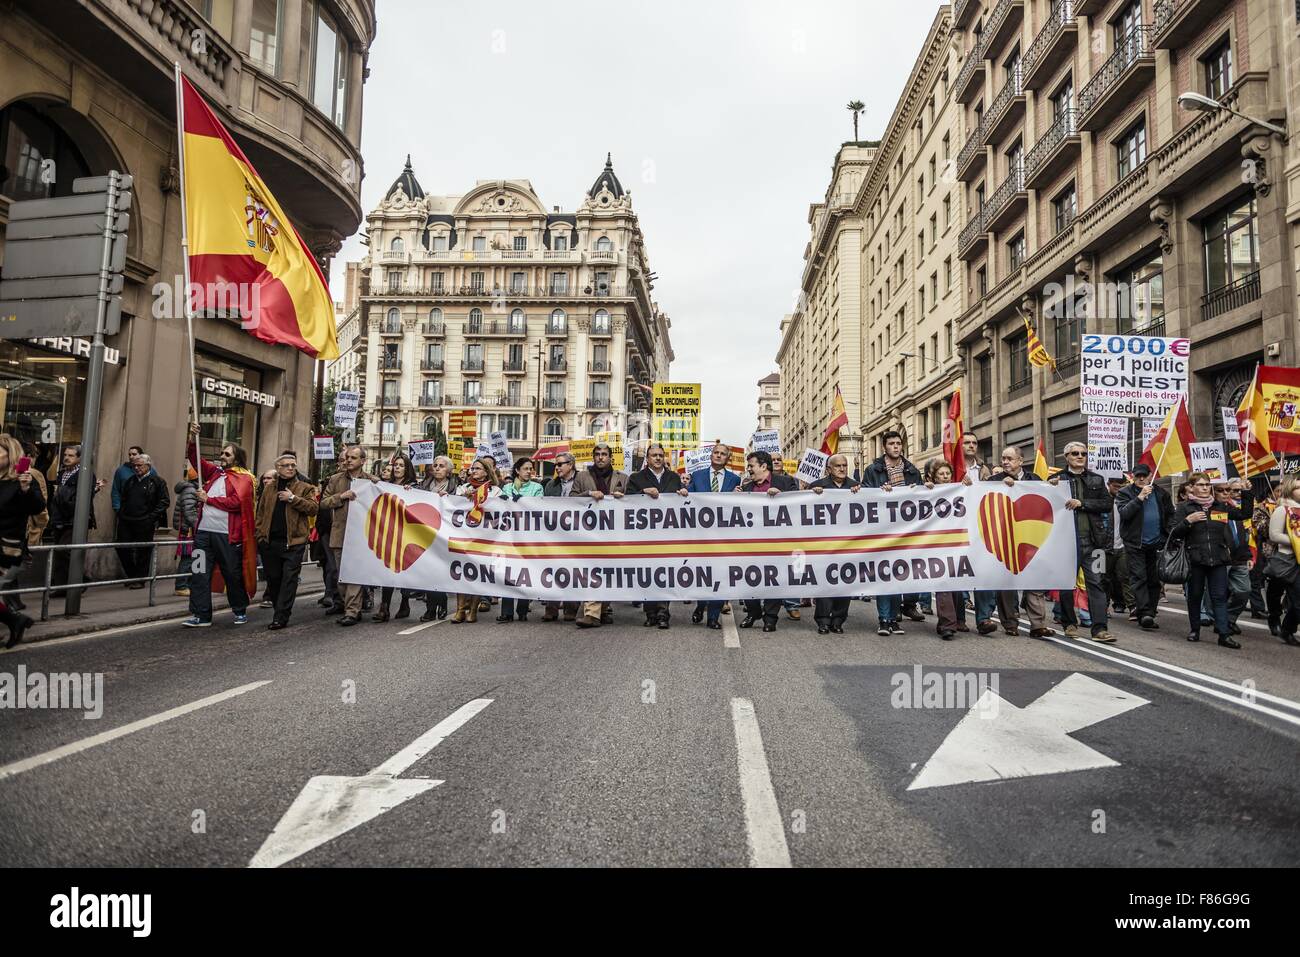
[1059,441,1116,642]
[48,444,103,597]
[862,430,924,635]
[1114,463,1174,629]
[116,453,170,587]
[625,443,685,628]
[809,453,861,634]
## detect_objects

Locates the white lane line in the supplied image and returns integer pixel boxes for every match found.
[729,697,792,868]
[397,618,446,636]
[1158,600,1270,631]
[721,614,741,649]
[0,680,273,782]
[373,698,494,777]
[1,591,327,654]
[1040,636,1300,728]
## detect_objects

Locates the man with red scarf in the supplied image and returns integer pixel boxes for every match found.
[182,423,257,627]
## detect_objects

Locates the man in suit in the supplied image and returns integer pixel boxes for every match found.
[626,442,684,628]
[990,446,1052,637]
[684,443,742,629]
[809,453,861,634]
[571,442,630,629]
[738,450,797,633]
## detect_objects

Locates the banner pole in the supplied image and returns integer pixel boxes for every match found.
[1152,395,1179,479]
[174,63,202,441]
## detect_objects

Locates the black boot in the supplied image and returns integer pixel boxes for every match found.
[1217,634,1242,649]
[2,607,33,649]
[395,594,411,619]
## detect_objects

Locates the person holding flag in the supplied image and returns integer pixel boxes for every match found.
[1115,463,1174,630]
[182,424,258,628]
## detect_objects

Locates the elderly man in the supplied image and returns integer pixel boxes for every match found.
[626,443,684,629]
[319,444,377,626]
[571,443,629,628]
[255,451,319,630]
[989,446,1052,637]
[541,451,583,623]
[809,453,861,634]
[114,453,170,588]
[685,443,741,628]
[1058,440,1116,642]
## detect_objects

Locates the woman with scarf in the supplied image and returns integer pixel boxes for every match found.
[373,454,418,622]
[497,456,544,622]
[413,455,457,621]
[450,457,502,623]
[1266,476,1300,646]
[1169,472,1251,648]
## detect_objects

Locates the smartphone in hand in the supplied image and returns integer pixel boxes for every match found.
[16,456,32,474]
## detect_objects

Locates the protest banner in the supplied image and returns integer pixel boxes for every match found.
[312,435,335,461]
[447,438,464,462]
[570,438,596,468]
[333,390,359,428]
[684,446,713,475]
[728,447,746,473]
[1221,407,1240,442]
[1142,417,1163,448]
[652,383,701,453]
[340,482,1078,601]
[797,448,829,485]
[1087,443,1127,478]
[1087,415,1129,446]
[752,430,781,455]
[595,430,626,471]
[1079,334,1189,417]
[1189,441,1226,480]
[488,431,512,472]
[408,440,436,466]
[784,458,799,475]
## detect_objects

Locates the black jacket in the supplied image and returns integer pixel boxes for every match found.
[0,477,46,554]
[1171,493,1254,568]
[862,455,923,489]
[1115,483,1174,549]
[626,467,683,495]
[988,468,1042,483]
[810,475,858,490]
[49,468,98,531]
[739,472,798,493]
[119,471,170,525]
[1060,468,1113,549]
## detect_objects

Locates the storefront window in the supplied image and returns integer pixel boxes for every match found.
[194,352,265,461]
[0,340,91,479]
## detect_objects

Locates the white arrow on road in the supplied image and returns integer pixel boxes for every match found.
[250,697,493,867]
[907,673,1148,790]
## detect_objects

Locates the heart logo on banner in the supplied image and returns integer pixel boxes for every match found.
[366,492,442,572]
[977,492,1054,574]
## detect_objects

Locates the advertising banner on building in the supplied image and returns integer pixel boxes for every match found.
[340,482,1078,601]
[1079,334,1190,417]
[652,382,701,453]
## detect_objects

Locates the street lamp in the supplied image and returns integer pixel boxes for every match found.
[1177,92,1286,137]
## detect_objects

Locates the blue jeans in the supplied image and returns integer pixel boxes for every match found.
[877,594,899,625]
[974,590,997,624]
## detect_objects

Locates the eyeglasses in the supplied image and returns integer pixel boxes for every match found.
[1066,450,1086,456]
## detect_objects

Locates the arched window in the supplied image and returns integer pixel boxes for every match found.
[509,308,525,332]
[549,308,566,333]
[468,307,483,332]
[381,415,396,436]
[386,307,400,332]
[422,416,438,438]
[594,236,612,252]
[429,307,442,323]
[592,309,610,334]
[390,236,404,252]
[0,101,95,201]
[545,417,564,438]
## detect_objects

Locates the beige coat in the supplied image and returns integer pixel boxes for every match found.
[570,467,629,497]
[320,469,376,549]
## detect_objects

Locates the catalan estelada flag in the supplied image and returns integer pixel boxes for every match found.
[1023,315,1055,370]
[943,389,965,482]
[1139,395,1195,478]
[1233,365,1278,477]
[366,492,440,572]
[177,71,338,359]
[1254,365,1300,454]
[1033,439,1051,480]
[820,386,849,456]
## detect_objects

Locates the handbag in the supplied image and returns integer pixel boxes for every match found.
[1158,531,1189,585]
[1265,550,1300,585]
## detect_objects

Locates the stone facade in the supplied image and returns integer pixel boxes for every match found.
[755,372,781,435]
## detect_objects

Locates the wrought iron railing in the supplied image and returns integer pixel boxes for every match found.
[1024,0,1074,77]
[1201,271,1260,321]
[1025,109,1077,180]
[1078,25,1152,117]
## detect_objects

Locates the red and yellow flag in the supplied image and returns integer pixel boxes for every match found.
[1139,395,1196,478]
[1254,365,1300,454]
[1233,365,1278,478]
[1023,315,1055,370]
[178,73,338,359]
[943,389,965,482]
[820,386,849,456]
[1032,439,1051,480]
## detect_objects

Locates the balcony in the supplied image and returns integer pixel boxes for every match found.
[545,359,568,374]
[954,35,988,104]
[379,323,403,337]
[543,249,581,261]
[488,394,536,408]
[959,208,988,262]
[983,66,1025,145]
[378,357,402,372]
[957,119,989,182]
[418,394,443,408]
[461,359,485,374]
[588,360,612,376]
[983,0,1025,56]
[1023,109,1080,189]
[1201,271,1261,322]
[953,0,979,28]
[502,360,528,375]
[586,397,611,411]
[1023,0,1077,90]
[1078,27,1155,132]
[462,320,527,338]
[1072,0,1104,13]
[421,322,445,336]
[1008,373,1032,399]
[373,395,401,409]
[984,164,1027,233]
[1153,0,1220,49]
[420,359,444,372]
[378,251,409,264]
[588,250,618,262]
[545,322,568,337]
[1055,352,1081,376]
[589,321,613,338]
[542,396,568,411]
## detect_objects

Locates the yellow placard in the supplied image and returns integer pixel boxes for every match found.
[570,438,596,468]
[447,438,463,462]
[784,458,798,475]
[652,382,701,454]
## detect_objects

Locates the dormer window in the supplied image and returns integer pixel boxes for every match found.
[390,236,403,253]
[554,234,569,251]
[594,237,613,252]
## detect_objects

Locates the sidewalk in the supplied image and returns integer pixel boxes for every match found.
[9,563,327,643]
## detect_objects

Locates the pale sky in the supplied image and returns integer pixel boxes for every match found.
[334,0,947,446]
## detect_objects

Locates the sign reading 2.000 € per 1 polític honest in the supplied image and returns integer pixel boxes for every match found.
[1079,334,1189,418]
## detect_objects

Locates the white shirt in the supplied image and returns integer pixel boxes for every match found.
[198,474,229,534]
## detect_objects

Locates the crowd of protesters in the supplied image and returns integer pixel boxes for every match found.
[1,426,1298,654]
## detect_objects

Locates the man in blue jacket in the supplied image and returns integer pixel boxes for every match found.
[110,445,145,513]
[685,443,741,628]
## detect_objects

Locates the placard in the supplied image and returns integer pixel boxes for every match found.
[1142,417,1163,448]
[652,382,701,453]
[1079,334,1190,417]
[489,431,512,472]
[1087,443,1127,478]
[796,448,829,485]
[684,446,714,475]
[312,435,335,461]
[1221,407,1240,442]
[1087,415,1129,446]
[333,390,359,428]
[595,430,625,471]
[408,440,436,466]
[570,439,596,468]
[447,438,463,462]
[784,458,799,476]
[1189,441,1226,480]
[752,430,781,455]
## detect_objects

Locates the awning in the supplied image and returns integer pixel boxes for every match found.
[533,442,570,461]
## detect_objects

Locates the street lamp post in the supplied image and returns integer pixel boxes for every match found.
[1177,92,1286,138]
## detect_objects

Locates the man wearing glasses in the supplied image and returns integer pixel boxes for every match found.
[1058,441,1116,643]
[541,452,582,622]
[254,451,319,630]
[571,443,629,628]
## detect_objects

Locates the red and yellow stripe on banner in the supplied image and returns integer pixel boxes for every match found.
[366,491,439,572]
[977,492,1053,574]
[178,73,338,359]
[447,528,969,561]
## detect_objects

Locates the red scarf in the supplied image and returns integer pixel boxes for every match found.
[466,477,491,526]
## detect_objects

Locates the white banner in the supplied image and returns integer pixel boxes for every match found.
[312,435,335,461]
[684,446,713,475]
[333,390,359,428]
[1079,334,1190,417]
[339,482,1078,600]
[796,448,828,485]
[408,440,436,466]
[1087,443,1127,478]
[1221,407,1240,442]
[752,430,781,455]
[1190,441,1226,480]
[1087,415,1129,446]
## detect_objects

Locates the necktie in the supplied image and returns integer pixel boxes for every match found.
[711,470,720,492]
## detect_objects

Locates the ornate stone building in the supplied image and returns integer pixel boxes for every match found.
[341,156,673,464]
[755,372,781,435]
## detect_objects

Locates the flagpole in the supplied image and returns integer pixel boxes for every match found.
[1241,362,1260,483]
[174,62,202,441]
[1152,394,1180,479]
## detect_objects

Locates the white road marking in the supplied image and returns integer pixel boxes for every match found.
[721,614,741,649]
[250,698,493,868]
[1158,599,1269,631]
[396,619,445,636]
[729,697,792,868]
[0,681,272,782]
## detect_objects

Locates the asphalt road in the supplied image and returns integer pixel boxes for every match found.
[1,591,1297,867]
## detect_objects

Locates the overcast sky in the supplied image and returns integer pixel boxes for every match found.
[334,0,946,445]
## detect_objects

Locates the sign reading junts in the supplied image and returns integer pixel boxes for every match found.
[200,374,277,408]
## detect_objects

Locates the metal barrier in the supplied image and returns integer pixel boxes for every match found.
[0,539,321,623]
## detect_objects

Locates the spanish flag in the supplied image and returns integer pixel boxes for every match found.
[1024,315,1055,370]
[1233,364,1278,477]
[177,71,338,359]
[1254,365,1300,454]
[1032,439,1051,480]
[1139,395,1195,478]
[820,386,849,455]
[942,389,965,482]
